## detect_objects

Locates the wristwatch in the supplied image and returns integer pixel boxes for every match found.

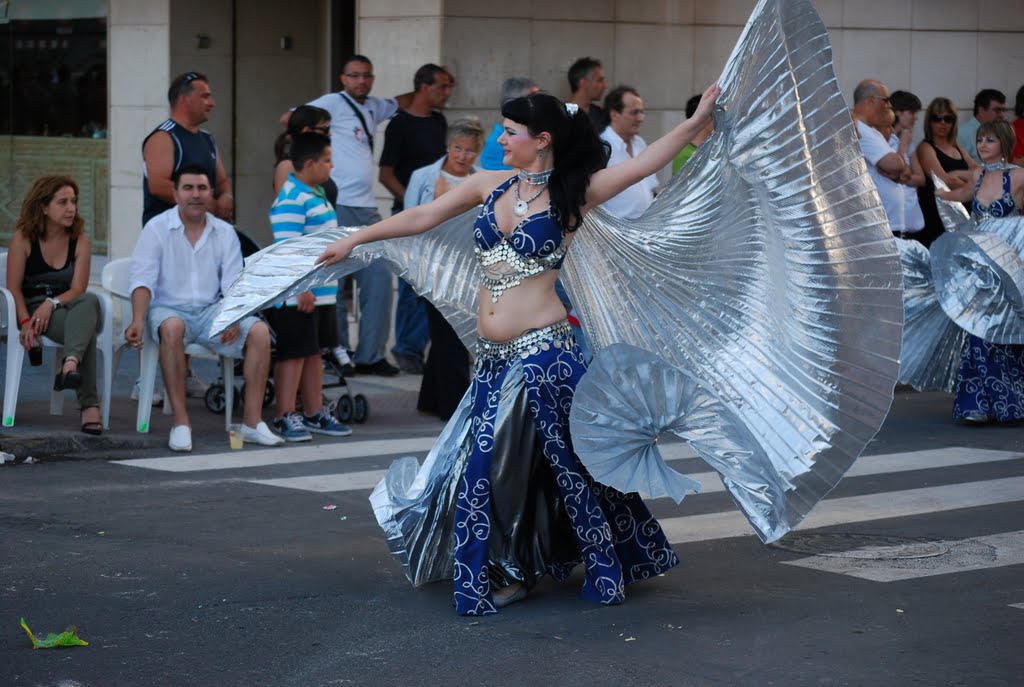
[47,296,61,309]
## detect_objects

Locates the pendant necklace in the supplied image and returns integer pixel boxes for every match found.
[513,178,547,216]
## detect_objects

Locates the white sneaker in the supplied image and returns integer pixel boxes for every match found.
[241,421,285,446]
[168,424,192,452]
[131,379,163,405]
[186,368,209,398]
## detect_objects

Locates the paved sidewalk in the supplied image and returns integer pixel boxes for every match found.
[0,351,442,462]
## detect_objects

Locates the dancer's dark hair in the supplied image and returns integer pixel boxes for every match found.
[501,92,609,231]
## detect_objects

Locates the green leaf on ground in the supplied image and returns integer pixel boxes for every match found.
[20,617,89,649]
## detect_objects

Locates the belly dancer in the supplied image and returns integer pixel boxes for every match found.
[318,85,720,615]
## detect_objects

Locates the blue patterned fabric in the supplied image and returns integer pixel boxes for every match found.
[971,169,1019,219]
[953,334,1024,422]
[472,176,566,268]
[452,330,678,615]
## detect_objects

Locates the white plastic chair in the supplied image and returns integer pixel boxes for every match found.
[101,258,235,433]
[1,251,114,429]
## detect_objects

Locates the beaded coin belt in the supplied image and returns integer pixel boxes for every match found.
[475,320,574,361]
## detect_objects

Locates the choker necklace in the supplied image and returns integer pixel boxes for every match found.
[518,168,553,185]
[981,160,1010,171]
[513,178,547,216]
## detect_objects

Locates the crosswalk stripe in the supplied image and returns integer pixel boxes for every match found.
[114,437,442,472]
[781,530,1024,581]
[239,447,1022,497]
[659,476,1024,544]
[114,438,705,473]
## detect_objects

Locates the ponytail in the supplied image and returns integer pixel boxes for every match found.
[502,92,609,231]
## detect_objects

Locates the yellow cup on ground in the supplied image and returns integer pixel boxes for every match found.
[228,423,243,450]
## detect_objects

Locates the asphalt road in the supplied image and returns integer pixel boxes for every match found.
[2,390,1022,687]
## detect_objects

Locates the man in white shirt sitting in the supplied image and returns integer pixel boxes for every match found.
[125,165,283,452]
[599,86,659,219]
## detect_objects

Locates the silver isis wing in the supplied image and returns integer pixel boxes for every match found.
[564,0,904,542]
[211,209,482,346]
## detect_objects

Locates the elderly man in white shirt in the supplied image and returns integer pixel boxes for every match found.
[851,79,908,234]
[125,166,282,452]
[599,85,659,219]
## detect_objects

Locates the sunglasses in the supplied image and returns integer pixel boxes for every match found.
[182,71,201,84]
[930,115,956,124]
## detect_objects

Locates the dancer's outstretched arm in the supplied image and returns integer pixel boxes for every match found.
[317,169,509,266]
[583,82,720,212]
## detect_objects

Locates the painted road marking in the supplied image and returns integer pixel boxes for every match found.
[658,476,1024,544]
[225,447,1021,498]
[781,530,1024,581]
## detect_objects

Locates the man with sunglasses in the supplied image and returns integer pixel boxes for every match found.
[852,79,907,235]
[303,56,413,377]
[958,88,1007,164]
[143,71,233,226]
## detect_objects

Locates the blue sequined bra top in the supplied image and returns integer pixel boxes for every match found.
[473,176,568,302]
[971,169,1020,219]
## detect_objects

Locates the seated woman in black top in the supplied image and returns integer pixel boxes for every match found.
[6,176,103,434]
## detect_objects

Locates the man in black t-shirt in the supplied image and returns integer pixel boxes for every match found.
[379,64,454,373]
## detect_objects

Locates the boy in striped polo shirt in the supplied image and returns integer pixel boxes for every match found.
[267,132,351,441]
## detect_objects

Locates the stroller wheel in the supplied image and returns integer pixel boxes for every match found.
[205,384,226,414]
[352,394,369,424]
[334,394,353,423]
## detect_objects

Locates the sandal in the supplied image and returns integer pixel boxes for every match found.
[54,357,82,391]
[80,407,103,436]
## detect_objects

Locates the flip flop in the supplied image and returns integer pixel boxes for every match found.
[80,421,103,436]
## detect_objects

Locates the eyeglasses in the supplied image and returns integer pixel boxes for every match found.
[930,115,956,124]
[449,144,478,157]
[344,71,374,79]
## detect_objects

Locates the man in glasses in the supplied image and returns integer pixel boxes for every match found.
[600,86,659,220]
[852,79,908,235]
[304,56,413,377]
[958,88,1007,164]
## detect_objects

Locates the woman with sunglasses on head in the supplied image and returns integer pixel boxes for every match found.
[916,97,979,247]
[936,119,1024,424]
[318,84,720,615]
[6,176,104,435]
[274,105,336,201]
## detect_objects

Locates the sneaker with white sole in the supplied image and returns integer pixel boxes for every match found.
[242,420,286,446]
[302,409,352,437]
[131,379,163,405]
[186,368,209,398]
[272,413,312,443]
[168,424,192,452]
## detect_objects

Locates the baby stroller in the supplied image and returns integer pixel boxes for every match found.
[202,229,368,424]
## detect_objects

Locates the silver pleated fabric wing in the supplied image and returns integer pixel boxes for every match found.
[564,0,904,543]
[932,173,971,233]
[211,209,483,346]
[895,238,965,392]
[930,216,1024,344]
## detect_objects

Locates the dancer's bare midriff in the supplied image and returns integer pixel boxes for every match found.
[476,269,567,342]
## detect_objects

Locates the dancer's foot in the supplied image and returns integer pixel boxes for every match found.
[493,583,527,608]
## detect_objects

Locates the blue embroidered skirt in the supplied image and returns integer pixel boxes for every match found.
[952,334,1024,422]
[370,320,678,615]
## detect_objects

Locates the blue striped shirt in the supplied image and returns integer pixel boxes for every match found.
[269,173,338,306]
